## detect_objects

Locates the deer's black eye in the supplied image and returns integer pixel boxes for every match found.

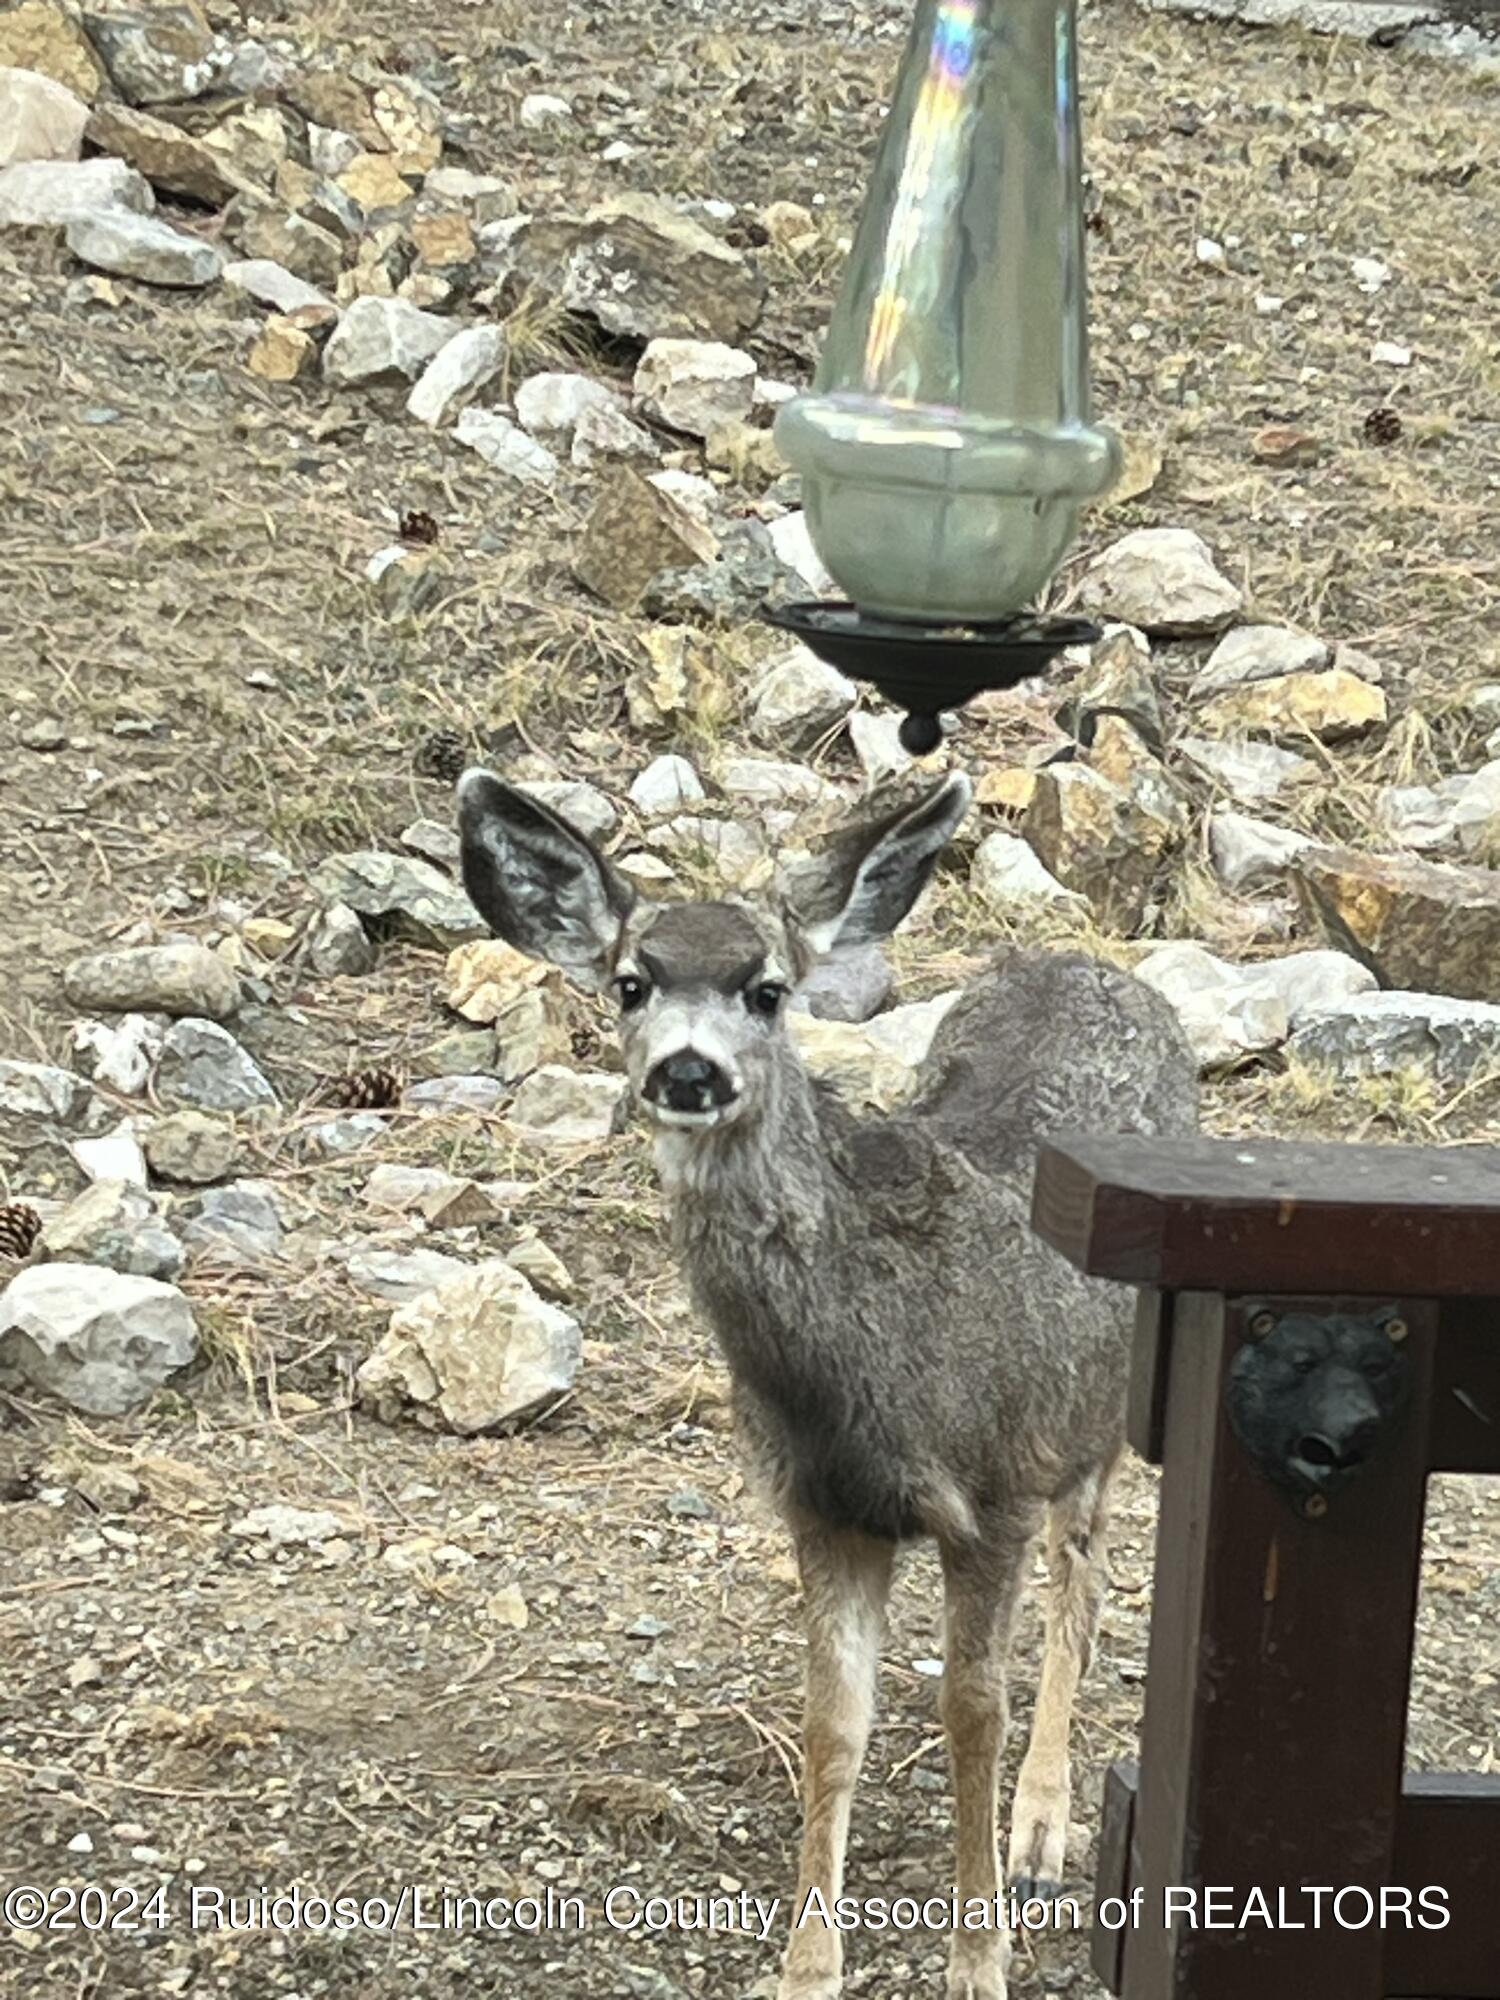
[747,980,787,1018]
[615,974,651,1014]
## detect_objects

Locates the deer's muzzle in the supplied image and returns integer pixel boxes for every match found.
[644,1051,739,1121]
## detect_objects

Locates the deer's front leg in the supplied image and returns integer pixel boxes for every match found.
[778,1519,894,2000]
[940,1515,1037,2000]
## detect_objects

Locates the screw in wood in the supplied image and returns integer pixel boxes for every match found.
[1303,1494,1329,1519]
[1385,1317,1409,1343]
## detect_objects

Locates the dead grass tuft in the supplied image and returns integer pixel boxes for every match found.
[124,1701,286,1754]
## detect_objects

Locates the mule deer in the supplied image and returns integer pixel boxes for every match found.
[457,768,1197,2000]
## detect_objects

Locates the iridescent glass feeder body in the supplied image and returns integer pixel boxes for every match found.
[770,0,1118,747]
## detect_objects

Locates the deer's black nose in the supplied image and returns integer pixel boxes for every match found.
[645,1052,737,1115]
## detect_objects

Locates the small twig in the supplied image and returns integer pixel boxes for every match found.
[0,1758,257,1802]
[732,1701,800,1796]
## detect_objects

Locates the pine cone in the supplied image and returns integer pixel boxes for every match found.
[1362,405,1402,446]
[323,1066,403,1111]
[0,1201,43,1262]
[414,727,468,784]
[570,1025,603,1065]
[399,508,440,547]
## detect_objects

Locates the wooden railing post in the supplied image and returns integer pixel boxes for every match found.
[1121,1292,1435,1999]
[1029,1135,1500,2000]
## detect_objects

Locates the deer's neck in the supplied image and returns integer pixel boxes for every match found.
[652,1050,834,1262]
[652,1049,948,1544]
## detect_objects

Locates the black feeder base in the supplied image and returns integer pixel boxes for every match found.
[763,601,1101,755]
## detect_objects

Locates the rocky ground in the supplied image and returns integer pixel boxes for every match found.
[3,0,1500,1996]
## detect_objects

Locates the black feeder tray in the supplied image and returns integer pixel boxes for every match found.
[763,601,1101,754]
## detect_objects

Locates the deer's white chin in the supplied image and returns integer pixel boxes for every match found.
[645,1101,740,1132]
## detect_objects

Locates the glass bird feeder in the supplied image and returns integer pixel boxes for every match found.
[769,0,1118,751]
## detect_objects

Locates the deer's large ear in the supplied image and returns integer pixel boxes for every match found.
[457,771,635,990]
[788,772,973,957]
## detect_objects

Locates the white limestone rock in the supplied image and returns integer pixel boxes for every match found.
[794,945,895,1025]
[406,325,507,426]
[423,166,516,222]
[1134,942,1289,1069]
[305,901,377,976]
[71,1015,162,1095]
[0,65,89,166]
[1378,762,1500,857]
[1137,940,1378,1070]
[646,467,722,525]
[345,1245,472,1304]
[180,1180,284,1265]
[633,336,756,439]
[63,942,240,1021]
[766,510,836,594]
[1177,734,1316,805]
[848,711,912,788]
[404,1074,508,1114]
[1247,949,1378,1024]
[66,208,222,286]
[508,1067,625,1144]
[1080,527,1243,636]
[971,830,1086,910]
[1289,992,1500,1084]
[0,1264,197,1414]
[230,1504,345,1547]
[515,369,625,439]
[515,777,620,844]
[718,757,832,809]
[1141,0,1434,38]
[155,1019,277,1113]
[628,754,705,817]
[309,850,485,950]
[222,257,334,312]
[1207,807,1315,892]
[570,397,658,466]
[358,1262,581,1435]
[71,1120,148,1188]
[454,407,558,485]
[790,992,963,1111]
[1191,623,1329,695]
[0,156,153,225]
[322,296,456,385]
[750,646,856,749]
[519,92,572,130]
[40,1180,182,1281]
[0,1059,97,1126]
[306,123,360,178]
[648,814,766,886]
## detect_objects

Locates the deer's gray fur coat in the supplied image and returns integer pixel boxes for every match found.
[662,945,1196,1546]
[455,766,1198,2000]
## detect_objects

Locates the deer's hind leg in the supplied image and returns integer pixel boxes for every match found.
[1006,1453,1120,1901]
[778,1518,895,2000]
[940,1508,1040,2000]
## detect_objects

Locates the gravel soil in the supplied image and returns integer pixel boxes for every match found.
[2,2,1498,1996]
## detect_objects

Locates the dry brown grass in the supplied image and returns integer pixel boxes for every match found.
[2,5,1499,1996]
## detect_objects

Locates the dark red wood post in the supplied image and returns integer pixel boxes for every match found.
[1119,1292,1435,1999]
[1031,1135,1500,2000]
